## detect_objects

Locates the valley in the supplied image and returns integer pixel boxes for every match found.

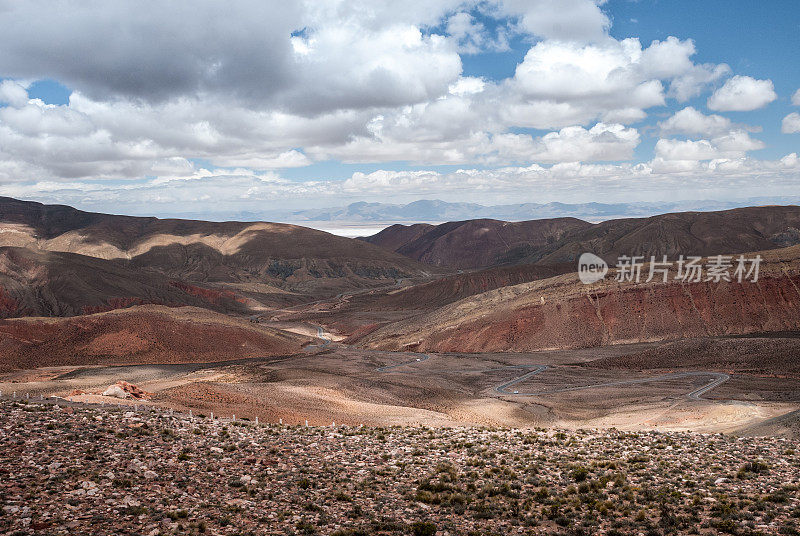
[4,6,800,534]
[1,197,799,437]
[2,334,798,435]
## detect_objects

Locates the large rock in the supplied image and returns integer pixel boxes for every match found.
[102,381,152,400]
[102,385,131,399]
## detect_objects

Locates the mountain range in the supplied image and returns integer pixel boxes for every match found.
[362,206,800,268]
[258,197,800,225]
[2,196,800,359]
[0,196,436,317]
[353,245,800,353]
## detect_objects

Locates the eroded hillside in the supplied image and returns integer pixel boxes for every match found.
[355,246,800,352]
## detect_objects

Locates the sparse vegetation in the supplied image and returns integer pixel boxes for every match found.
[2,400,799,535]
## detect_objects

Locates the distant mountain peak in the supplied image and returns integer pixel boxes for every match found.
[265,197,800,225]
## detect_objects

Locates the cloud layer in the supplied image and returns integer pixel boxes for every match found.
[0,0,795,213]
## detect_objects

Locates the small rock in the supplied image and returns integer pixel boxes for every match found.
[120,495,140,507]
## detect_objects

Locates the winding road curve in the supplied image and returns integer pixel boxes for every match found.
[375,354,730,401]
[302,320,730,400]
[305,325,331,349]
[495,370,731,400]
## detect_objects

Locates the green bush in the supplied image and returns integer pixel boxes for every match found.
[572,466,590,482]
[410,521,437,536]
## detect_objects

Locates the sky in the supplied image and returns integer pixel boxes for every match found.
[0,0,798,217]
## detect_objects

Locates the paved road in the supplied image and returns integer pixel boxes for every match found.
[305,325,331,350]
[376,354,730,401]
[493,365,550,394]
[375,353,431,372]
[497,370,731,400]
[686,372,731,400]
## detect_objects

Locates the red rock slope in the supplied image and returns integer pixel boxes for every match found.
[350,262,574,312]
[355,246,800,353]
[0,305,309,371]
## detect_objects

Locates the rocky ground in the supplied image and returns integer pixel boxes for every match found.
[1,399,799,535]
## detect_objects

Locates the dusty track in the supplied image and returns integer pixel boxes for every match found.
[305,324,332,350]
[2,335,792,432]
[376,355,730,400]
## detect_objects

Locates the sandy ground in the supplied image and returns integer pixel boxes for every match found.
[265,321,346,341]
[2,340,797,434]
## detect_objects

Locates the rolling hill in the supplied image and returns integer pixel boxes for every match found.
[348,262,574,312]
[363,206,800,269]
[528,205,800,264]
[361,218,590,269]
[0,197,437,296]
[288,262,575,341]
[0,246,250,318]
[0,305,309,372]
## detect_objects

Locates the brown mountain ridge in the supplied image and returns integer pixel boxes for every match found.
[0,197,438,297]
[362,206,800,268]
[0,246,251,318]
[0,305,309,372]
[362,217,590,269]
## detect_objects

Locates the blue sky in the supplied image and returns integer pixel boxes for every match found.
[607,0,800,160]
[0,1,798,216]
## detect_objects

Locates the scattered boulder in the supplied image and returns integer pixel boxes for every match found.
[102,381,152,400]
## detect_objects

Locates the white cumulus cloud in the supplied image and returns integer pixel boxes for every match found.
[783,113,800,134]
[707,75,777,112]
[655,130,764,162]
[7,153,800,216]
[504,36,725,129]
[0,80,29,107]
[489,123,640,163]
[497,0,610,42]
[659,107,731,137]
[0,0,793,214]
